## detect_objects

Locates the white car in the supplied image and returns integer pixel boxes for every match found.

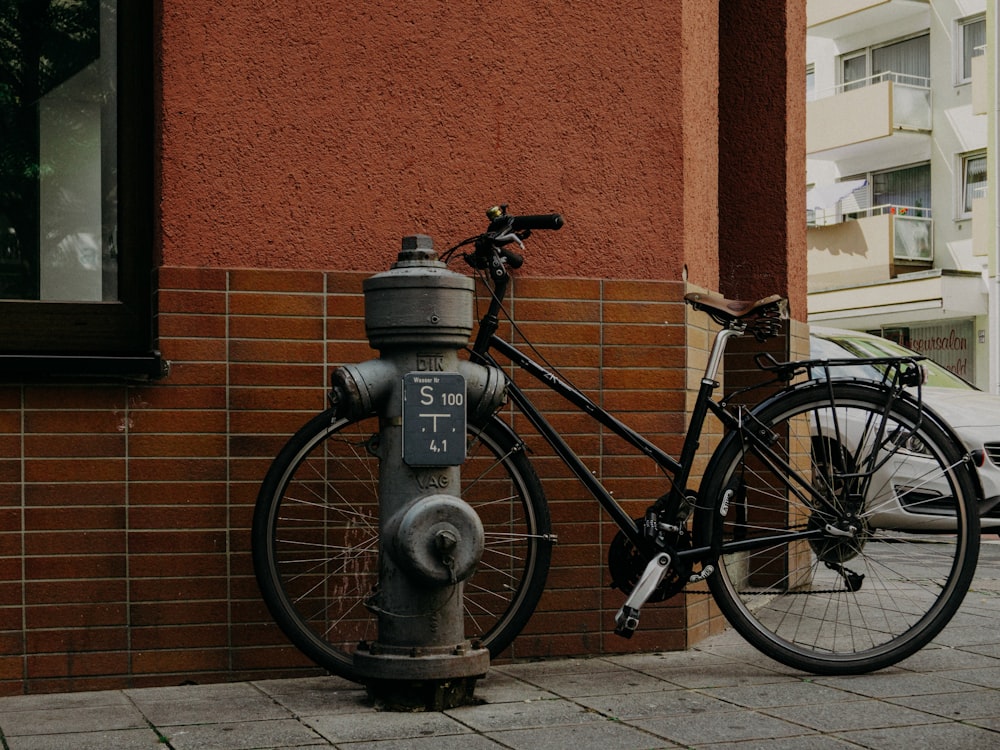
[810,326,1000,533]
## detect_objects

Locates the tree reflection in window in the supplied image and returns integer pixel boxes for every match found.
[0,0,117,302]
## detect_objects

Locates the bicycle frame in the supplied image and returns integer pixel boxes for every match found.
[466,269,883,570]
[468,272,751,558]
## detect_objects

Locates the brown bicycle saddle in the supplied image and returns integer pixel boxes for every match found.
[683,291,785,321]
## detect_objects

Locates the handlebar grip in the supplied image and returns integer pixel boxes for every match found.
[510,213,564,232]
[502,249,524,269]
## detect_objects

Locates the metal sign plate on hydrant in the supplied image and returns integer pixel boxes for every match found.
[402,372,466,466]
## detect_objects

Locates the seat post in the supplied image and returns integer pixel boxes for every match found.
[704,326,745,384]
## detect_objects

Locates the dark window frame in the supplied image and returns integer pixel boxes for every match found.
[0,3,160,379]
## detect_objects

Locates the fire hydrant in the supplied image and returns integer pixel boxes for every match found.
[330,235,506,710]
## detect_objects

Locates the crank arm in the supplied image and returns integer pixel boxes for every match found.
[613,553,672,638]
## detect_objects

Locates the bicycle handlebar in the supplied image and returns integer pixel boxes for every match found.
[507,213,565,232]
[485,205,564,235]
[450,205,564,273]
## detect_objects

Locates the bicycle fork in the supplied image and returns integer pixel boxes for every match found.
[614,325,744,637]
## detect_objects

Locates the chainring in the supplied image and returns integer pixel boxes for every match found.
[607,523,692,602]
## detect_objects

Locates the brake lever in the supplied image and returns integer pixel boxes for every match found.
[492,229,525,251]
[461,219,531,271]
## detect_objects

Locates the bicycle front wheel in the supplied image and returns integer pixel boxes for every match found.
[252,409,551,682]
[696,380,980,674]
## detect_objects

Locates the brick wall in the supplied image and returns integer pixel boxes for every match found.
[0,265,721,694]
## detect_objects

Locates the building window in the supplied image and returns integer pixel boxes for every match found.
[961,151,987,216]
[0,2,156,375]
[842,52,867,91]
[840,33,930,90]
[840,163,931,220]
[872,163,931,215]
[958,15,986,84]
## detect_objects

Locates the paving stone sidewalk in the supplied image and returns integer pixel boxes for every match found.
[1,540,998,749]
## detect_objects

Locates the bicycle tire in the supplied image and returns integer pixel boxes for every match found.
[696,380,980,675]
[252,409,552,682]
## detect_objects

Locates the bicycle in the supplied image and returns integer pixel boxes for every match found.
[252,206,981,682]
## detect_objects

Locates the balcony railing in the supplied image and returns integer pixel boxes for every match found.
[810,203,929,226]
[811,70,931,100]
[808,209,934,292]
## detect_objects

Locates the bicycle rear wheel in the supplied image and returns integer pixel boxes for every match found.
[696,380,980,674]
[252,409,551,682]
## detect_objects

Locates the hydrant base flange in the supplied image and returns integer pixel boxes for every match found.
[354,642,489,711]
[353,641,489,681]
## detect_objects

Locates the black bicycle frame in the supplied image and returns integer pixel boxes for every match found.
[468,269,829,561]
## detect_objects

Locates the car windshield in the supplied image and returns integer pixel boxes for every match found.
[809,331,976,390]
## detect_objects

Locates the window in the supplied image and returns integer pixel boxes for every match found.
[806,63,815,101]
[961,151,987,216]
[842,52,867,91]
[871,34,930,84]
[958,16,986,84]
[840,163,931,220]
[0,2,157,376]
[872,163,931,215]
[840,33,930,90]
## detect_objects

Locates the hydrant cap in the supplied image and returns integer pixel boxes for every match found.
[389,494,484,586]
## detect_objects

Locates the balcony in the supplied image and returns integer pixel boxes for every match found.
[808,0,929,39]
[807,74,931,163]
[808,269,986,329]
[808,207,933,292]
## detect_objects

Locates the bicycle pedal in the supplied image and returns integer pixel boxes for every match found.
[614,605,639,638]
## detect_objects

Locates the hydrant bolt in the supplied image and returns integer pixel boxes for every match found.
[436,528,458,560]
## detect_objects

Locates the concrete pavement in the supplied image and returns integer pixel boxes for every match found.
[1,538,998,749]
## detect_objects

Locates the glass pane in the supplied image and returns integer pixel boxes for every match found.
[842,54,867,91]
[963,18,986,81]
[892,81,931,130]
[964,154,987,213]
[0,0,117,302]
[873,163,931,214]
[872,34,929,85]
[894,215,933,262]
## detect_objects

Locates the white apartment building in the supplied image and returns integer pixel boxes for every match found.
[806,0,996,390]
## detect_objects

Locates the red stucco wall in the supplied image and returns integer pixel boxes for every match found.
[157,2,722,283]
